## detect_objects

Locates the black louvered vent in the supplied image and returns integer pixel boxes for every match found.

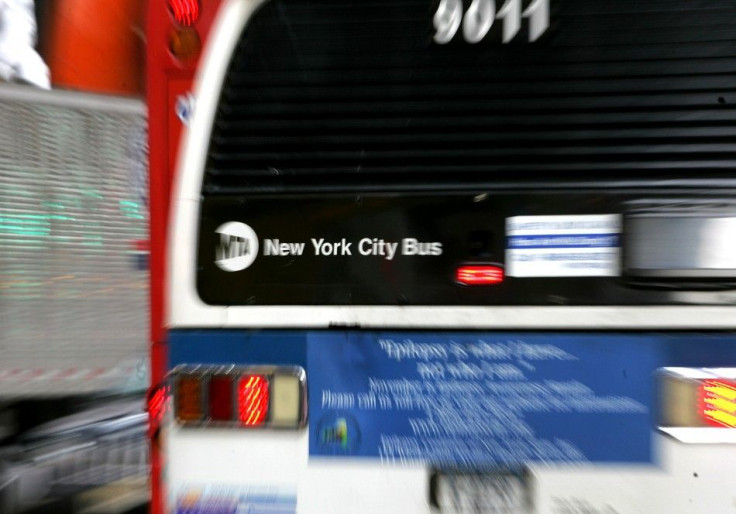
[204,0,736,194]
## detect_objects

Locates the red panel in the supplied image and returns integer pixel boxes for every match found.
[168,78,194,173]
[146,1,223,512]
[47,0,145,95]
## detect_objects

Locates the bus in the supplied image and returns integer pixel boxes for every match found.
[149,0,736,512]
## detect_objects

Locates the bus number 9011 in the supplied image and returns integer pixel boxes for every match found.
[433,0,550,44]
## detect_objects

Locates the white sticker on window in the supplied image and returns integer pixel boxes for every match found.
[506,214,621,277]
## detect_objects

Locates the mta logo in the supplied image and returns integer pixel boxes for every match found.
[214,222,259,271]
[217,234,250,260]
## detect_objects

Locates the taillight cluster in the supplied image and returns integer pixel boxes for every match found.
[167,0,202,61]
[171,366,307,428]
[659,368,736,430]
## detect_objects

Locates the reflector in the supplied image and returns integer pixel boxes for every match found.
[175,376,203,422]
[238,375,269,426]
[168,27,201,61]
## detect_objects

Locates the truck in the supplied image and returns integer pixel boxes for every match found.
[0,83,149,514]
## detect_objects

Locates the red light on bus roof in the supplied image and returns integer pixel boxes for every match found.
[168,0,200,26]
[456,265,504,286]
[238,375,269,426]
[209,376,234,421]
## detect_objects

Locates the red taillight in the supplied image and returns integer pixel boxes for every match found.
[168,0,200,26]
[699,379,736,428]
[208,376,234,421]
[148,384,168,424]
[238,375,269,426]
[456,265,504,285]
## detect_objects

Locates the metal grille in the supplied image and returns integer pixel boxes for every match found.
[205,0,736,194]
[1,399,149,513]
[0,85,148,397]
[46,428,148,495]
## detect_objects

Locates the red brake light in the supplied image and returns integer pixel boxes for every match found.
[238,375,269,426]
[209,376,234,421]
[147,382,169,427]
[456,265,504,285]
[699,379,736,428]
[168,0,200,26]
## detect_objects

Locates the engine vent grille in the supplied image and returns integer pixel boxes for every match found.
[204,0,736,194]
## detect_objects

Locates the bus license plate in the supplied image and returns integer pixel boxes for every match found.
[434,472,528,513]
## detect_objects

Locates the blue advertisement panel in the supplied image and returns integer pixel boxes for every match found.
[167,330,736,467]
[307,332,735,467]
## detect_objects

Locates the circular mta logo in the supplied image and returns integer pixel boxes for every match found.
[214,222,259,272]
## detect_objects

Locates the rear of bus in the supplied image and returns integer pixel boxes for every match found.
[162,1,736,512]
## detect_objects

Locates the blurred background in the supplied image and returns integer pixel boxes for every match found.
[1,1,149,513]
[35,0,145,95]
